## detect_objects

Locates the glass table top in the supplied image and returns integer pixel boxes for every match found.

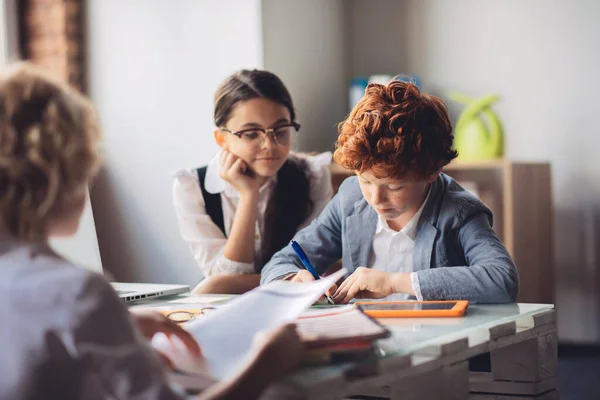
[373,303,553,358]
[134,294,553,358]
[282,303,554,388]
[133,294,554,388]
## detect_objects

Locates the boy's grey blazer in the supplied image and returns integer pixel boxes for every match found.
[260,174,519,303]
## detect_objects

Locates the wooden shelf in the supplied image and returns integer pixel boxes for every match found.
[444,161,553,304]
[329,161,554,304]
[445,158,551,170]
[444,159,509,170]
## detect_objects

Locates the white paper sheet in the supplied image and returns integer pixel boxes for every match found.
[152,268,346,381]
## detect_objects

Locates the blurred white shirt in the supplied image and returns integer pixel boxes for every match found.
[0,239,186,400]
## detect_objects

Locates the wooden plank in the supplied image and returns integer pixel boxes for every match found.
[536,333,559,381]
[502,162,515,255]
[532,310,556,327]
[444,159,509,171]
[443,361,470,400]
[344,360,441,396]
[415,338,469,358]
[489,321,517,339]
[345,353,411,378]
[470,372,557,395]
[373,353,411,373]
[491,332,558,382]
[511,163,553,304]
[434,321,554,368]
[354,362,469,400]
[345,354,460,397]
[496,321,555,348]
[470,390,559,400]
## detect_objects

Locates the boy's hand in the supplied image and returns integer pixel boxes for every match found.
[289,270,315,283]
[332,267,405,304]
[288,270,338,301]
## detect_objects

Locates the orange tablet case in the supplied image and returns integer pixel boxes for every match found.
[354,300,469,318]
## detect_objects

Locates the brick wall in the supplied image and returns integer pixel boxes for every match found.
[65,0,84,92]
[21,0,85,92]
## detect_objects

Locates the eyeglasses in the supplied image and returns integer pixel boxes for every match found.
[166,307,216,324]
[219,122,300,147]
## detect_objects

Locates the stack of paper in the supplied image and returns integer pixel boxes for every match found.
[152,268,347,381]
[296,305,389,348]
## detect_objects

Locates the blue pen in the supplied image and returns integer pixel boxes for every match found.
[290,240,335,305]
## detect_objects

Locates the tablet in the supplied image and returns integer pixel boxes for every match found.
[354,300,469,318]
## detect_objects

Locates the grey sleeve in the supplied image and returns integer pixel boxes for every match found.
[260,190,344,285]
[70,274,186,400]
[415,213,520,303]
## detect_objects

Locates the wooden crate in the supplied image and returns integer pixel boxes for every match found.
[264,310,558,399]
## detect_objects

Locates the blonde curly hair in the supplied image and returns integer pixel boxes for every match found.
[0,63,101,241]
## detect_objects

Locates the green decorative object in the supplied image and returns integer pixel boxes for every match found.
[449,92,504,160]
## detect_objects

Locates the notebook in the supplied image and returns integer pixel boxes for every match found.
[296,305,390,348]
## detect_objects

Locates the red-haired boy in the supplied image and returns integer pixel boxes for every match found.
[261,80,518,304]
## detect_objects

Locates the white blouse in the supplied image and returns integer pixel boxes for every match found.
[172,151,334,277]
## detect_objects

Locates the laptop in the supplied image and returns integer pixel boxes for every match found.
[111,282,190,303]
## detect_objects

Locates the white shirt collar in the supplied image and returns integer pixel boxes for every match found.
[375,185,431,240]
[204,151,276,198]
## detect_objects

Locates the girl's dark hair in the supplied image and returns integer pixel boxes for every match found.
[214,70,296,127]
[214,70,313,269]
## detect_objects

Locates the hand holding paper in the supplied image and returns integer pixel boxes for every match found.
[152,268,347,381]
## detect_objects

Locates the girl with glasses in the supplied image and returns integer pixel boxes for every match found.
[173,70,333,294]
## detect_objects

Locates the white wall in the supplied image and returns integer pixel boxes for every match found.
[347,0,406,79]
[351,0,600,342]
[262,0,348,153]
[85,0,264,284]
[2,0,18,63]
[0,0,7,66]
[50,194,103,272]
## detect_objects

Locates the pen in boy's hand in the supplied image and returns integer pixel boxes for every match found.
[290,240,336,305]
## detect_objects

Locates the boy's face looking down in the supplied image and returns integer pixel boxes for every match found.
[357,169,439,231]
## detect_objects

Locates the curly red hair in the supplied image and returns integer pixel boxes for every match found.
[334,80,457,180]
